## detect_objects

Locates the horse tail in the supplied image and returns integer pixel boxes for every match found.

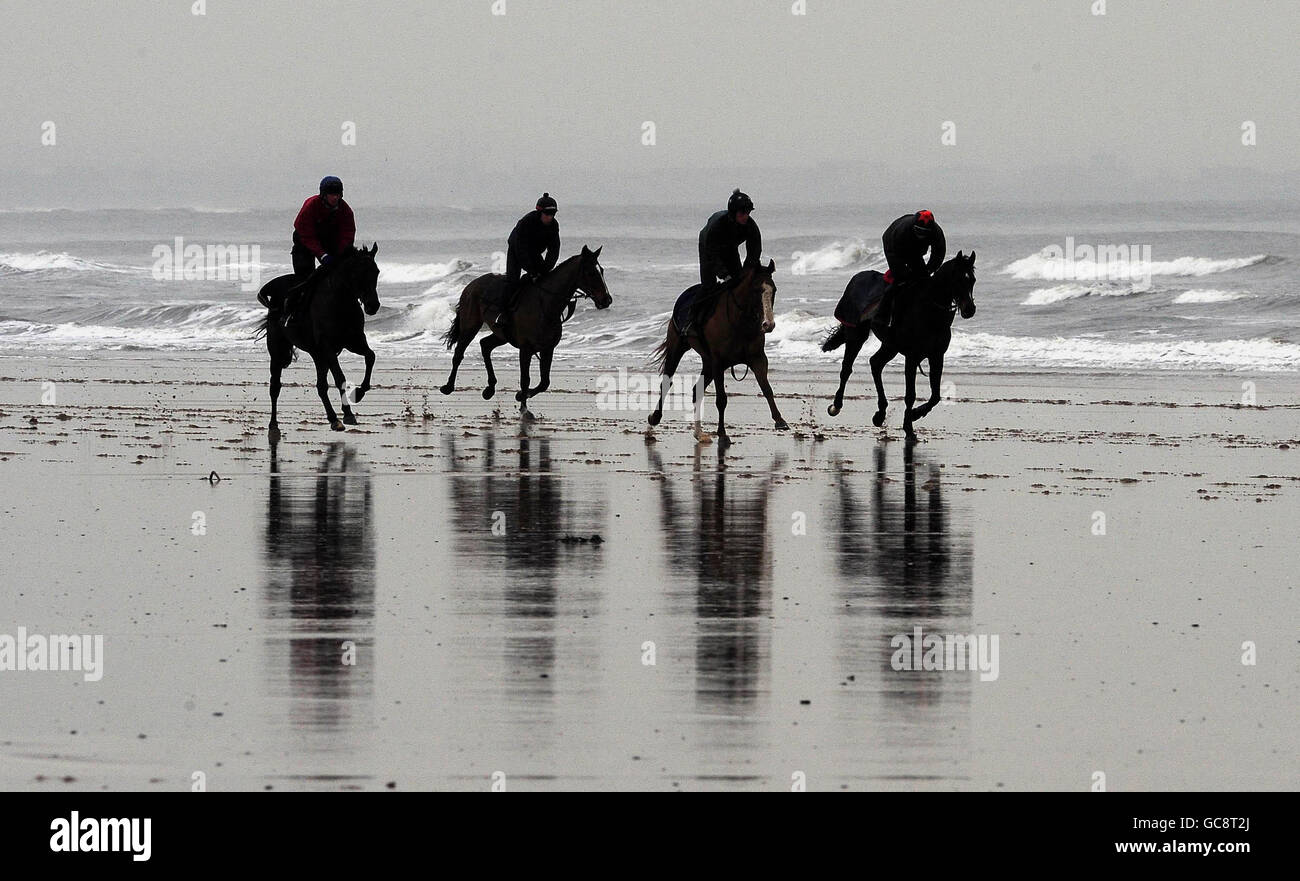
[253,313,270,342]
[441,306,461,350]
[648,321,673,371]
[821,324,848,352]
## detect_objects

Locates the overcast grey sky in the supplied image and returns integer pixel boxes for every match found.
[2,0,1294,208]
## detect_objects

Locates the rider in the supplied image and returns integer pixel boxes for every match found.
[282,176,356,321]
[877,209,945,327]
[698,189,761,288]
[498,193,560,334]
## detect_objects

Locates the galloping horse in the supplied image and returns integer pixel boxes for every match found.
[255,244,381,439]
[822,250,977,439]
[648,260,787,446]
[439,245,612,418]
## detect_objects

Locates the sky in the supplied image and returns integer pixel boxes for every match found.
[1,0,1294,208]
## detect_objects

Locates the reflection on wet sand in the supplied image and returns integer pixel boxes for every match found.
[648,444,781,716]
[261,441,376,752]
[443,431,606,705]
[828,441,975,780]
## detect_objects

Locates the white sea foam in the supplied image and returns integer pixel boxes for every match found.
[0,251,133,273]
[1172,289,1250,304]
[379,259,474,284]
[1005,252,1267,281]
[790,240,883,275]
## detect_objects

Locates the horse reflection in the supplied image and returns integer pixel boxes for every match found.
[648,444,780,711]
[829,442,973,709]
[261,441,376,741]
[443,431,604,696]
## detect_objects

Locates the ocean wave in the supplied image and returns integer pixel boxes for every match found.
[790,240,882,275]
[1021,283,1151,305]
[0,251,134,274]
[380,259,474,284]
[1004,251,1268,281]
[1172,289,1251,304]
[947,331,1300,372]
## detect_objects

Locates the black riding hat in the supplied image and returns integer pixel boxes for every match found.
[728,188,754,215]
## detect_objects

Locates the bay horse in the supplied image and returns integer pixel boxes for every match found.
[255,243,381,440]
[648,259,787,446]
[822,250,977,439]
[439,245,612,418]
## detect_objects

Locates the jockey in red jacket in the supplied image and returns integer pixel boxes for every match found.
[292,176,356,277]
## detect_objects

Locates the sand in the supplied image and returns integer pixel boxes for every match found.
[0,351,1296,791]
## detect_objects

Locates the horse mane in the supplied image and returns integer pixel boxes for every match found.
[687,265,764,328]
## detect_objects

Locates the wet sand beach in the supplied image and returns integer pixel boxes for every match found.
[0,353,1296,790]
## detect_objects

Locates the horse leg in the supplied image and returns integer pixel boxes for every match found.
[648,329,688,427]
[440,305,481,395]
[330,356,356,425]
[912,352,944,421]
[691,361,713,441]
[515,349,535,419]
[480,333,506,399]
[869,343,898,428]
[902,356,919,440]
[749,353,788,430]
[268,358,283,443]
[313,355,343,430]
[713,364,730,446]
[530,347,553,398]
[345,334,375,401]
[829,329,867,417]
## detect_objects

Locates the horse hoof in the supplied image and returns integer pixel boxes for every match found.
[905,430,918,444]
[353,386,368,403]
[774,420,789,431]
[268,425,281,444]
[718,433,732,447]
[872,411,886,427]
[648,411,662,427]
[515,391,527,403]
[482,386,495,400]
[331,420,345,431]
[693,429,712,445]
[827,404,840,417]
[439,383,454,396]
[343,413,358,425]
[521,409,535,422]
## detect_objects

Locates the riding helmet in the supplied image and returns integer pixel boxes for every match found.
[728,188,755,215]
[320,176,344,196]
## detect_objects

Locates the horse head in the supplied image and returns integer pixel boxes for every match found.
[340,243,381,315]
[577,245,612,309]
[935,251,977,320]
[751,259,777,333]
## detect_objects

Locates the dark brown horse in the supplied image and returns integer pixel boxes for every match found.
[439,245,611,418]
[822,250,977,440]
[255,244,381,440]
[647,260,787,446]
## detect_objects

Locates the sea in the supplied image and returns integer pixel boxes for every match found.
[1,201,1295,372]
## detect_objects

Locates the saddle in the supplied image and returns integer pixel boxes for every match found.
[834,269,890,326]
[672,284,708,334]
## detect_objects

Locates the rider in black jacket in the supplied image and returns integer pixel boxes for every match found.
[878,210,945,327]
[499,193,560,332]
[698,189,761,287]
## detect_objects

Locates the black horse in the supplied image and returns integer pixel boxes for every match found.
[439,246,612,419]
[255,244,381,439]
[822,251,977,439]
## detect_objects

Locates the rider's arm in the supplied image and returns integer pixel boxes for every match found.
[541,221,560,274]
[293,198,326,258]
[337,201,357,252]
[742,219,762,268]
[925,224,946,273]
